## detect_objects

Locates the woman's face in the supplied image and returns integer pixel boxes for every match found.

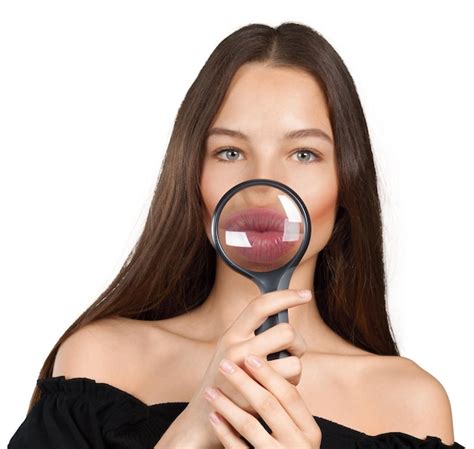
[200,62,338,264]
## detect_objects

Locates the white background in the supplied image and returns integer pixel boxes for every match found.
[1,1,472,447]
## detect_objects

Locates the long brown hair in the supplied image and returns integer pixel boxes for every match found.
[27,21,399,413]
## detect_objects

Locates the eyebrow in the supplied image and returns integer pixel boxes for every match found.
[206,127,333,144]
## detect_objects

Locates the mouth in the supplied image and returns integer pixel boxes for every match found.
[222,208,286,232]
[220,208,299,264]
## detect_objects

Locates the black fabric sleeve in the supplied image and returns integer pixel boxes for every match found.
[8,391,107,448]
[354,432,465,449]
[8,376,155,449]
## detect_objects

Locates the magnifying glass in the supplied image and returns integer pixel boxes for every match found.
[210,178,312,360]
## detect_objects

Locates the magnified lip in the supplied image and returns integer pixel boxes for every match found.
[221,207,297,263]
[220,208,299,263]
[222,208,286,232]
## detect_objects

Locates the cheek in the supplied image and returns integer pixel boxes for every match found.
[298,175,339,257]
[200,163,234,242]
[200,173,214,242]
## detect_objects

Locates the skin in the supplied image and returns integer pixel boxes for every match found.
[193,61,360,356]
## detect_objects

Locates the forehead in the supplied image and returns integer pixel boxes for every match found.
[209,63,332,136]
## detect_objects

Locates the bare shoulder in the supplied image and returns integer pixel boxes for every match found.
[365,355,456,445]
[399,356,456,445]
[52,316,171,395]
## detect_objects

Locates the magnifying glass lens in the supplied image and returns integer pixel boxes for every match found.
[217,185,305,272]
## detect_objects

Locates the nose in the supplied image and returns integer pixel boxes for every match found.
[248,155,286,185]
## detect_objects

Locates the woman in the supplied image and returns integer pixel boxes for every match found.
[8,22,464,449]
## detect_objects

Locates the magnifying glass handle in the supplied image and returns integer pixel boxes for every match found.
[254,309,291,360]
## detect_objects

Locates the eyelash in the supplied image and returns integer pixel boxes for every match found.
[213,147,321,164]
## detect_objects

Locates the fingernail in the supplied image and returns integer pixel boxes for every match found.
[297,289,312,299]
[209,412,221,425]
[219,358,236,374]
[204,386,219,401]
[245,354,262,368]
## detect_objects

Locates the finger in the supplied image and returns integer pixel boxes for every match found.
[249,322,307,359]
[231,289,312,337]
[244,353,320,440]
[208,411,249,448]
[216,357,303,444]
[268,355,302,386]
[205,385,276,448]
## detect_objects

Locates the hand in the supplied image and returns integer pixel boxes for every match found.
[155,289,313,448]
[204,353,322,448]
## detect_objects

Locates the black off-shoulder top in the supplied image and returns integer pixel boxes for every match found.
[8,376,465,449]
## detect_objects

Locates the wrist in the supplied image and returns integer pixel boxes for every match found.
[155,402,221,449]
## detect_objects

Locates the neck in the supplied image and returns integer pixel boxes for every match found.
[192,254,342,353]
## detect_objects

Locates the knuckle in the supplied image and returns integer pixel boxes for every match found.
[253,298,268,317]
[268,355,302,377]
[287,355,302,374]
[278,323,295,342]
[293,355,303,369]
[239,415,258,436]
[280,383,299,404]
[220,331,240,348]
[258,393,278,415]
